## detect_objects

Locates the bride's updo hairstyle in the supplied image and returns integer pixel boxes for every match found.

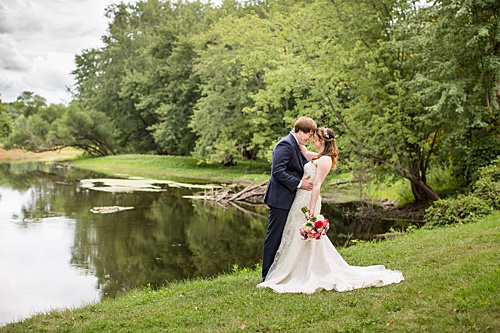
[313,127,338,169]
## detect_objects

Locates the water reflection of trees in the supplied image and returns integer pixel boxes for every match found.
[0,162,268,298]
[187,201,266,276]
[69,193,267,298]
[322,203,399,247]
[0,162,66,191]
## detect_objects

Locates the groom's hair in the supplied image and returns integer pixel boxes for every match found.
[294,116,317,133]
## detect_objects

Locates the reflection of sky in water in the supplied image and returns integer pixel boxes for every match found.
[0,187,99,326]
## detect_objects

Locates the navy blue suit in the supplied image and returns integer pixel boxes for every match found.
[262,133,308,280]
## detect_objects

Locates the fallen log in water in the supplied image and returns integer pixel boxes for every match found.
[90,206,134,214]
[196,180,268,205]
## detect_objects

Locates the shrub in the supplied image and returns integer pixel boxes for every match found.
[423,194,492,228]
[424,156,499,228]
[472,156,500,210]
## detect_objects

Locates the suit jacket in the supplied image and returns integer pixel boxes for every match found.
[263,133,308,210]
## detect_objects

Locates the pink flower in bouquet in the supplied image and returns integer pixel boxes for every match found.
[323,218,330,233]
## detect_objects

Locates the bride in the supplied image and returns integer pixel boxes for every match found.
[257,127,404,293]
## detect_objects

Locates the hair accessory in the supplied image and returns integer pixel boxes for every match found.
[323,128,329,138]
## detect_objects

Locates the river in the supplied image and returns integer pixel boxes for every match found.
[0,161,409,325]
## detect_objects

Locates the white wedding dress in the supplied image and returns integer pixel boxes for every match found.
[258,162,404,293]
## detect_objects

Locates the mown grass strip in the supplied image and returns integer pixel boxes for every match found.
[71,154,271,184]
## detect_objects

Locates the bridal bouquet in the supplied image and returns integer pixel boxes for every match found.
[299,206,329,240]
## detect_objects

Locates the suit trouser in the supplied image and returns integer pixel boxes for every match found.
[262,206,289,280]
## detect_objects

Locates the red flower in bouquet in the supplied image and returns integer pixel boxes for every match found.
[298,207,329,240]
[314,220,324,229]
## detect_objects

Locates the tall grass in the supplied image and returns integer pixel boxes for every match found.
[365,167,465,205]
[2,213,498,332]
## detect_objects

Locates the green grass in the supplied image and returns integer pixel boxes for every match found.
[367,178,415,205]
[70,154,271,185]
[2,213,498,332]
[361,168,466,206]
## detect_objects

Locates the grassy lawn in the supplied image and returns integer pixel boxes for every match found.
[70,154,272,185]
[0,150,383,203]
[1,213,498,332]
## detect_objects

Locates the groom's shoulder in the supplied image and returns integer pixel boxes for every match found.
[277,133,293,144]
[274,135,293,149]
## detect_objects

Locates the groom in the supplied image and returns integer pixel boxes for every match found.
[261,116,317,281]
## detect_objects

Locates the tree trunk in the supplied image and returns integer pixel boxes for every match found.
[222,154,235,167]
[405,158,440,202]
[408,177,440,202]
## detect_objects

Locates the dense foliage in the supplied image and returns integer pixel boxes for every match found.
[1,0,499,202]
[472,156,500,211]
[424,157,500,227]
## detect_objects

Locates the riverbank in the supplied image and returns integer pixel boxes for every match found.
[69,154,272,185]
[0,150,428,217]
[69,154,396,203]
[68,154,429,219]
[0,150,398,205]
[0,148,81,162]
[1,213,498,332]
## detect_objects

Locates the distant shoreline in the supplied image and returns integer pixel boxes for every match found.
[0,148,81,162]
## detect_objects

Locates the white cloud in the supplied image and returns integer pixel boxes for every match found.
[0,0,132,104]
[0,0,223,105]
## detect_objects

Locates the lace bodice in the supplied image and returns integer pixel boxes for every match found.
[292,162,321,218]
[304,161,316,181]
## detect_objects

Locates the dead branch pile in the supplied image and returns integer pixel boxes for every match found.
[191,180,269,218]
[201,180,268,205]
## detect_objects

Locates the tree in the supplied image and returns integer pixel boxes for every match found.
[190,3,271,164]
[73,1,160,153]
[239,0,500,202]
[3,92,54,151]
[13,91,47,117]
[124,0,214,155]
[67,0,499,203]
[3,92,115,156]
[0,99,12,139]
[231,0,444,202]
[416,0,500,183]
[49,102,116,157]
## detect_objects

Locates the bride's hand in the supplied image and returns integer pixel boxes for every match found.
[308,207,315,217]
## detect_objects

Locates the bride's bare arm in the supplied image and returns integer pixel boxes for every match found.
[308,156,332,214]
[299,144,319,161]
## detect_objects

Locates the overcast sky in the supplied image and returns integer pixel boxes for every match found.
[0,0,139,105]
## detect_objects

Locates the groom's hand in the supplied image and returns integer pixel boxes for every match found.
[300,175,313,191]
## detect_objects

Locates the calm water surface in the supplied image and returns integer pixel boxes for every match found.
[0,161,404,325]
